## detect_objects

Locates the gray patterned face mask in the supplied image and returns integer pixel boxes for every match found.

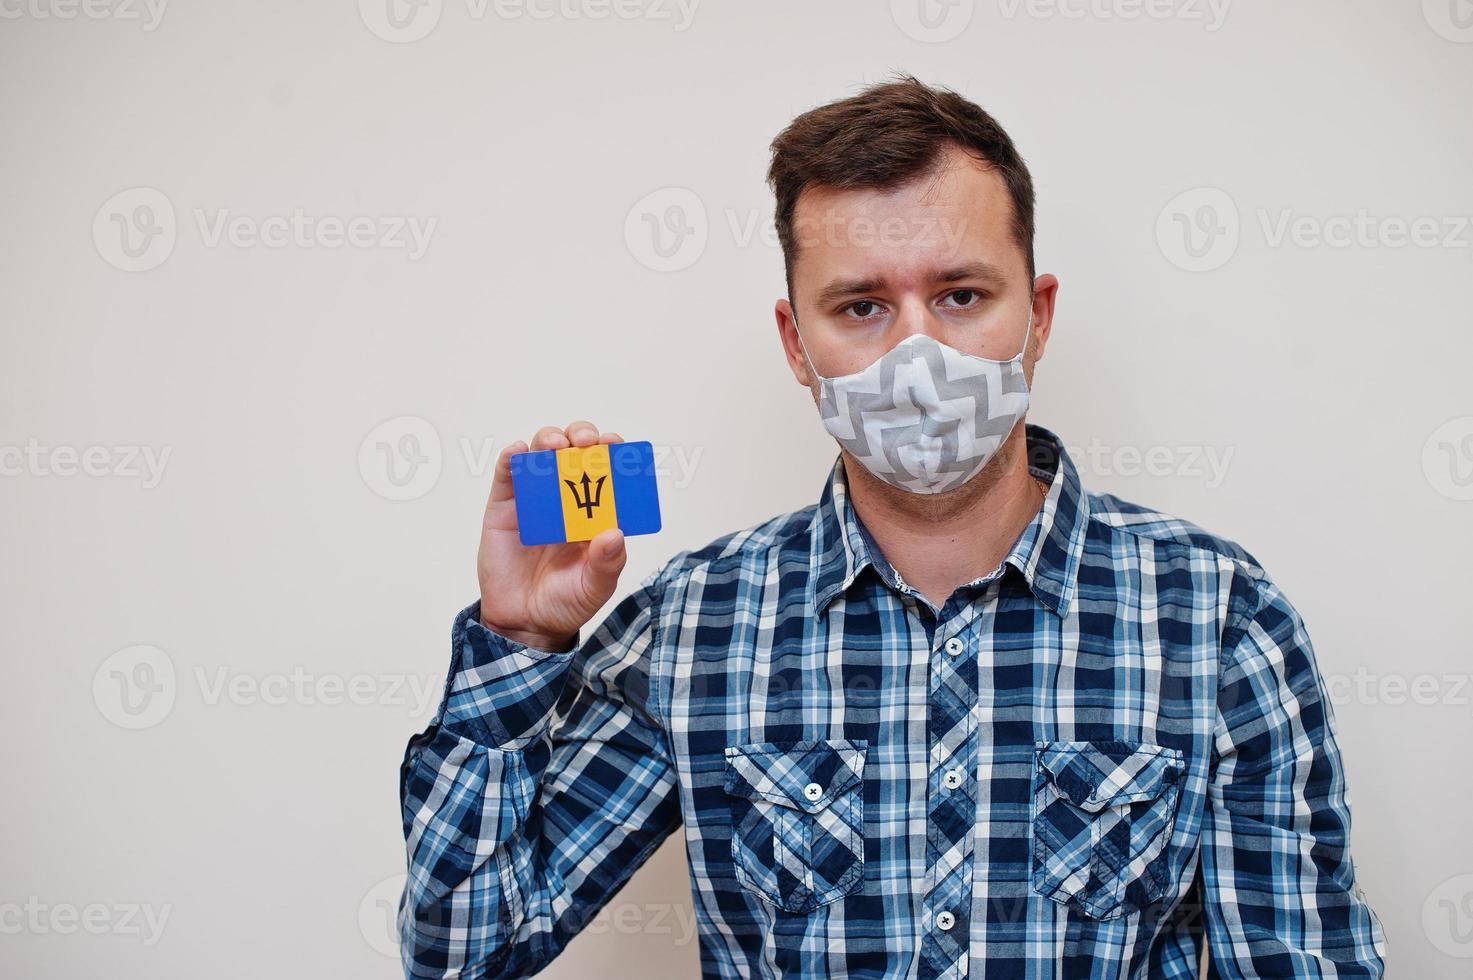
[794,312,1033,495]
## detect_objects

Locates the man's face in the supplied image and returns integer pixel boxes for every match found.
[776,143,1055,391]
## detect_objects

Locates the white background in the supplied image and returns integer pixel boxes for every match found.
[2,0,1471,976]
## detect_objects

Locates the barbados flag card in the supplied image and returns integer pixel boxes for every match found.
[509,441,662,547]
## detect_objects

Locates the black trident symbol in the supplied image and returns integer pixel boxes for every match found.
[564,472,607,519]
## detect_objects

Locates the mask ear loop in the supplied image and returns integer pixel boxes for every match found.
[789,312,832,385]
[1015,308,1036,363]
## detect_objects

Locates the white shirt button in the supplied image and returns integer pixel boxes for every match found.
[802,782,823,802]
[935,910,956,931]
[943,768,964,789]
[944,637,964,657]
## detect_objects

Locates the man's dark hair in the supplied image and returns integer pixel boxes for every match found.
[767,75,1036,299]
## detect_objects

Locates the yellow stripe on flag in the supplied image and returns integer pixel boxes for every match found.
[557,444,618,542]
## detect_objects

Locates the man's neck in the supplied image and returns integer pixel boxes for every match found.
[841,428,1043,610]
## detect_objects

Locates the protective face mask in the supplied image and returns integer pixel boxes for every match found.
[793,311,1033,495]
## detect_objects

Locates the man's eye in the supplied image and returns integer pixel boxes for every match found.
[846,300,881,318]
[943,289,982,308]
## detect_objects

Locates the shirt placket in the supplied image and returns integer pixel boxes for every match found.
[918,602,981,980]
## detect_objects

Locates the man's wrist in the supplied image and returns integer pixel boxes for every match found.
[479,616,577,654]
[442,602,579,747]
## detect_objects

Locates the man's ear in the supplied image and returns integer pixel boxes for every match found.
[775,297,814,387]
[1028,273,1060,364]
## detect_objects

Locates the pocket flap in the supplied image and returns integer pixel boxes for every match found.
[1036,741,1184,813]
[724,739,867,814]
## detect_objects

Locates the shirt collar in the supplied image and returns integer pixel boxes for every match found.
[807,424,1090,618]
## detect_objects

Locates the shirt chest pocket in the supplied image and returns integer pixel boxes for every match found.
[723,739,867,914]
[1030,741,1186,920]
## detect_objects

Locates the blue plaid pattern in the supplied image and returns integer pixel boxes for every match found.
[399,425,1386,978]
[724,740,868,913]
[1031,742,1186,920]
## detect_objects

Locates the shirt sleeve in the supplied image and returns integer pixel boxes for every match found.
[397,565,682,979]
[1200,568,1387,978]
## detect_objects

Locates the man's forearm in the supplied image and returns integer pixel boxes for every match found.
[398,577,681,979]
[398,602,581,978]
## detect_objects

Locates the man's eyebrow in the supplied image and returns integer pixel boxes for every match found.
[936,262,1009,284]
[816,278,887,305]
[814,263,1009,306]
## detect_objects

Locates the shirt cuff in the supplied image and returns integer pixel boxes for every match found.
[440,601,581,746]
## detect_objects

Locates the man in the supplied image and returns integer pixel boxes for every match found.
[398,77,1386,978]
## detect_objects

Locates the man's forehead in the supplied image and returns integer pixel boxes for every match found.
[787,152,1018,287]
[790,191,1019,292]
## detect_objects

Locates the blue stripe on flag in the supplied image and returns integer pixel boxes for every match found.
[510,449,567,546]
[610,441,661,536]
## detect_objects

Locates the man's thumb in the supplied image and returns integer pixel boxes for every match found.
[584,529,627,589]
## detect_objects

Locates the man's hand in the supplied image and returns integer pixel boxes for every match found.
[477,421,628,652]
